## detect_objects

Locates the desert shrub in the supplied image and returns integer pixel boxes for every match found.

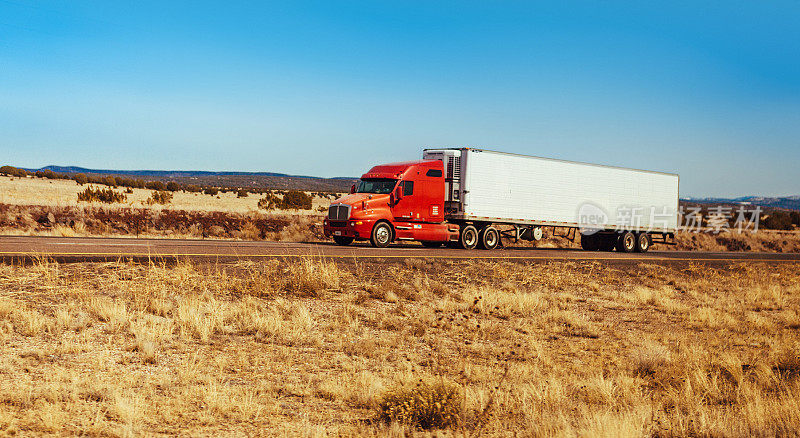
[166,181,181,192]
[764,211,793,230]
[77,186,127,203]
[103,176,118,187]
[185,185,202,193]
[258,192,279,210]
[73,173,89,185]
[237,189,249,198]
[118,177,145,189]
[146,191,173,205]
[791,211,800,227]
[145,181,166,191]
[0,165,27,177]
[281,191,313,210]
[203,187,219,196]
[377,381,462,429]
[257,191,312,210]
[35,169,57,179]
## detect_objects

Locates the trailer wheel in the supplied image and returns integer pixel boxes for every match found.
[478,226,500,250]
[459,225,479,250]
[580,233,599,251]
[617,231,636,253]
[370,222,393,248]
[421,241,443,248]
[635,233,651,253]
[333,236,353,246]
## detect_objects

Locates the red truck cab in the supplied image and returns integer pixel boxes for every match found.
[323,160,460,247]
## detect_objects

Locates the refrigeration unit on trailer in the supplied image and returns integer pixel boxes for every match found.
[323,148,679,252]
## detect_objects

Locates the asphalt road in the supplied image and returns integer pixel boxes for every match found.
[0,235,799,266]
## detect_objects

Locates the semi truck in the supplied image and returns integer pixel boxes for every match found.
[323,148,679,252]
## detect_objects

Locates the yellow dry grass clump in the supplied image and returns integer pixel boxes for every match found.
[0,258,799,435]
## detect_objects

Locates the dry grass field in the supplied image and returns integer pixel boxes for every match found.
[0,257,798,436]
[0,175,335,214]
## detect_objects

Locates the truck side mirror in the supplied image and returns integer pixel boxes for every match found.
[350,184,356,194]
[394,184,403,201]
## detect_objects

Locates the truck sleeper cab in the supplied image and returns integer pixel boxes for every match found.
[322,160,460,248]
[323,148,679,252]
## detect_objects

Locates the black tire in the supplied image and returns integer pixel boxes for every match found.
[478,226,500,250]
[580,233,599,251]
[333,236,353,246]
[459,225,479,250]
[370,222,393,248]
[599,235,617,252]
[635,233,651,253]
[421,241,443,248]
[617,231,636,253]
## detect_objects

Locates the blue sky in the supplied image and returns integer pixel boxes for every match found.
[1,1,798,197]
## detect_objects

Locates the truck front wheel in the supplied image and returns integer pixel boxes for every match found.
[478,226,500,250]
[371,222,393,248]
[459,225,478,250]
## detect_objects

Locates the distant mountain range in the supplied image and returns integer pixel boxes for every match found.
[682,196,800,211]
[25,166,357,192]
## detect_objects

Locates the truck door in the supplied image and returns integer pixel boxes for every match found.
[392,179,418,221]
[392,164,445,222]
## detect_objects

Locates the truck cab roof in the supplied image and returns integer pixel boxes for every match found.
[361,160,441,180]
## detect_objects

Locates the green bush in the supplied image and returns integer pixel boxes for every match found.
[203,187,219,196]
[377,381,462,429]
[146,190,173,205]
[77,186,127,204]
[166,181,181,192]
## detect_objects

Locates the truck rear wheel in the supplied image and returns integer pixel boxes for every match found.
[635,233,651,253]
[617,231,636,253]
[459,225,478,250]
[478,226,500,250]
[333,236,353,246]
[370,222,393,248]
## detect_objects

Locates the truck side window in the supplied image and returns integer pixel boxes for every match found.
[403,181,414,196]
[426,169,442,178]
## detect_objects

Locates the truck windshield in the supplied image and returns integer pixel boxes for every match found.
[356,178,397,194]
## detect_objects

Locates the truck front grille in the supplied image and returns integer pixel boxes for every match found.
[328,204,349,221]
[328,221,347,228]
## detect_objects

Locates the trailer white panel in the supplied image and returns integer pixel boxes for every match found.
[424,148,679,232]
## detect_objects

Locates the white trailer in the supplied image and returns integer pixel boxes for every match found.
[422,148,679,252]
